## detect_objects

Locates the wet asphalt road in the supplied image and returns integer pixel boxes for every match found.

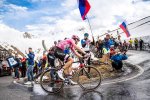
[0,50,150,100]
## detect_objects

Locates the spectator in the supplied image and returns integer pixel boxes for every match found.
[111,49,128,71]
[81,33,91,52]
[128,38,133,49]
[33,61,38,75]
[96,39,103,58]
[139,38,144,50]
[47,48,57,80]
[21,56,26,78]
[41,53,47,72]
[118,35,123,50]
[24,48,35,85]
[81,33,91,66]
[109,36,115,46]
[13,54,22,80]
[114,38,119,49]
[54,41,57,46]
[110,45,116,58]
[102,34,111,63]
[37,58,43,74]
[122,40,128,51]
[134,38,138,50]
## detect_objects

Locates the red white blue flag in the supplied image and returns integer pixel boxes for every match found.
[78,0,91,20]
[119,22,131,37]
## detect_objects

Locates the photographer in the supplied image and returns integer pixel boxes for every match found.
[111,49,128,71]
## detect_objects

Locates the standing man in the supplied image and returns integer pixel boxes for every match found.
[139,38,144,50]
[102,34,111,64]
[13,54,22,80]
[81,33,91,73]
[81,33,91,52]
[24,48,35,85]
[128,38,133,49]
[96,39,103,58]
[21,56,26,78]
[134,38,139,50]
[54,41,57,47]
[81,33,91,64]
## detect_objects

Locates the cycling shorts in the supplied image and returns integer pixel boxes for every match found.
[54,47,70,62]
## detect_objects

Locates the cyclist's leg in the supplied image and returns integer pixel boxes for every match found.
[64,57,73,75]
[54,47,73,79]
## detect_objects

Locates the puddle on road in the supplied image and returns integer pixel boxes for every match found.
[32,84,103,100]
[79,90,103,100]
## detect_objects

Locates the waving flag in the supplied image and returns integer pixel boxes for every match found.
[119,22,131,37]
[78,0,91,20]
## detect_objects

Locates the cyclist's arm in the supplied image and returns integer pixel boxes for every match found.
[74,45,86,55]
[71,47,83,58]
[70,39,86,55]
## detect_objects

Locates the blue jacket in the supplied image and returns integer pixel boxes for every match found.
[111,54,128,64]
[109,39,114,46]
[103,40,110,50]
[27,52,35,65]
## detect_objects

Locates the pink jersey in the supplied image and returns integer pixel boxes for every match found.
[57,39,75,50]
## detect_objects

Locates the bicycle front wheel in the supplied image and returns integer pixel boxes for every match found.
[40,68,64,94]
[77,66,101,90]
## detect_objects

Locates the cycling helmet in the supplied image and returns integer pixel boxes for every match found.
[72,35,80,41]
[84,33,89,37]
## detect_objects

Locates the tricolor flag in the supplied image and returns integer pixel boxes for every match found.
[78,0,91,20]
[119,22,131,37]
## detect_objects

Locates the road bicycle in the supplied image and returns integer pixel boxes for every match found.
[40,56,102,94]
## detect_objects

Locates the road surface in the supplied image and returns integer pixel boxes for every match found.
[0,50,150,100]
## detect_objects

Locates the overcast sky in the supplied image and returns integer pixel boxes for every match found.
[0,0,150,52]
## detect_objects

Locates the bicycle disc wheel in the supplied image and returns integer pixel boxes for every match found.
[40,68,64,94]
[77,66,101,90]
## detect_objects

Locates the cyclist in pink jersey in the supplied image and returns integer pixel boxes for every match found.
[54,35,86,84]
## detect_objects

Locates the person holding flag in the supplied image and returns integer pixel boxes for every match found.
[78,0,94,37]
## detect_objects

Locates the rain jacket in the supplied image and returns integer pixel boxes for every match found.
[109,39,115,46]
[27,52,35,65]
[111,54,128,65]
[103,39,110,51]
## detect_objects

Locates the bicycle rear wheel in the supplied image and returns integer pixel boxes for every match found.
[77,66,101,90]
[40,68,64,94]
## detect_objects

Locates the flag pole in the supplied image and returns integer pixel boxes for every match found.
[86,16,93,36]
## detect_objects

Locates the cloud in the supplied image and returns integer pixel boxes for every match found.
[0,0,3,7]
[6,4,28,12]
[61,0,77,8]
[30,0,53,2]
[1,0,150,44]
[23,0,150,40]
[40,16,57,23]
[0,23,50,54]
